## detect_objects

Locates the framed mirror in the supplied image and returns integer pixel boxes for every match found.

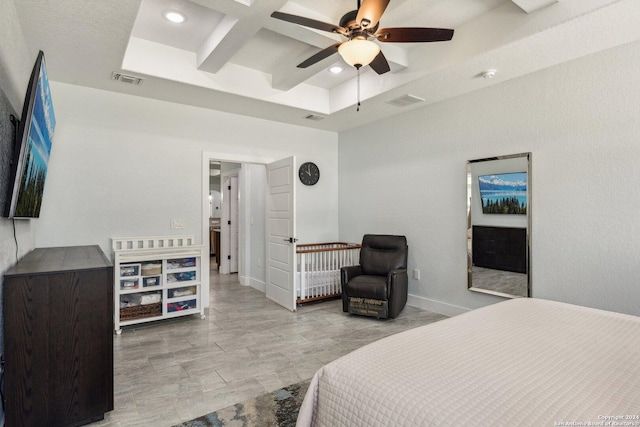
[467,153,531,298]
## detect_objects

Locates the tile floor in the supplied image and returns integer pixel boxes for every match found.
[91,262,447,426]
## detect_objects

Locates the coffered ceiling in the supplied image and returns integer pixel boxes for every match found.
[12,0,640,132]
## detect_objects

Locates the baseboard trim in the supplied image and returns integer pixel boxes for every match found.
[249,278,265,293]
[407,294,470,317]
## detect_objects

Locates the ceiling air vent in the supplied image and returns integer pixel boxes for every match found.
[304,114,325,121]
[111,72,144,86]
[386,94,425,108]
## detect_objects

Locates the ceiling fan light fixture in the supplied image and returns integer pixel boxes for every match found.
[338,39,380,68]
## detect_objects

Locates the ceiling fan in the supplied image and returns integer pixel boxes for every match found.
[271,0,455,74]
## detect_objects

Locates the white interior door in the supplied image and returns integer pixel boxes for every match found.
[220,169,239,275]
[229,175,239,273]
[266,156,296,311]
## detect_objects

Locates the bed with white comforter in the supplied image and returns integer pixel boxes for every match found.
[297,298,640,426]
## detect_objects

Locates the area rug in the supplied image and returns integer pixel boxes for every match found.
[174,379,311,427]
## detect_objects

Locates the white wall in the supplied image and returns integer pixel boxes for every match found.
[246,163,267,289]
[35,83,339,285]
[339,39,640,317]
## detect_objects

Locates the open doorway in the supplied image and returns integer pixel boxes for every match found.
[201,152,298,312]
[208,161,246,276]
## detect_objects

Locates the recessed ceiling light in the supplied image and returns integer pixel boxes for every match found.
[482,69,497,79]
[164,11,186,24]
[329,66,343,74]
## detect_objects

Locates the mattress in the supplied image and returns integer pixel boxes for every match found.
[297,298,640,426]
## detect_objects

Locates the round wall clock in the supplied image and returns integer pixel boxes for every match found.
[298,162,320,186]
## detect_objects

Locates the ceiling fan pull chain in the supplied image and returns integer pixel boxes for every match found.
[357,67,361,112]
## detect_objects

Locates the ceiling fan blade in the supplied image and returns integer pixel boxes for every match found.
[271,11,346,35]
[369,51,390,75]
[297,43,342,68]
[376,27,454,43]
[356,0,390,30]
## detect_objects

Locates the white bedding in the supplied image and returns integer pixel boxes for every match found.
[297,298,640,426]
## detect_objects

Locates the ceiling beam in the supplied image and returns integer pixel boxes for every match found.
[192,0,290,73]
[196,15,257,73]
[511,0,559,13]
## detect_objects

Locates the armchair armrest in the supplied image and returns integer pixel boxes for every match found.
[387,268,409,293]
[341,265,363,286]
[387,268,407,281]
[386,268,408,318]
[341,265,363,313]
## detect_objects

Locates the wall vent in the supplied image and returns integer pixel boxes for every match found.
[386,94,425,108]
[111,72,144,86]
[304,114,325,121]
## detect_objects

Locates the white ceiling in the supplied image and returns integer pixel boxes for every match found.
[12,0,640,132]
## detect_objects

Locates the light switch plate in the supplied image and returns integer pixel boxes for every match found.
[170,219,185,229]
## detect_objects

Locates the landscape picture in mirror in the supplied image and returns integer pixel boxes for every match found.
[4,51,56,218]
[478,172,527,214]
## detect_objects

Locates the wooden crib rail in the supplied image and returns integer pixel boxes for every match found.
[296,242,361,253]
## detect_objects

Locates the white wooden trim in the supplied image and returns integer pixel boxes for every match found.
[406,294,470,317]
[112,235,196,252]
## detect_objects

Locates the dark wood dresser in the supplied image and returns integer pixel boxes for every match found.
[472,226,527,273]
[3,245,114,426]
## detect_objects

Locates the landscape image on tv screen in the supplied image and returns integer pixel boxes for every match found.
[478,172,527,214]
[10,52,56,218]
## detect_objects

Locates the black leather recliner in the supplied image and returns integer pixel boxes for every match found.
[341,234,408,319]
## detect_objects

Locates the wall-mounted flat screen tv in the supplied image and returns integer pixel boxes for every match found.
[478,172,527,214]
[4,51,56,218]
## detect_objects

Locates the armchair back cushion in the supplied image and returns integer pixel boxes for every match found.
[360,234,408,276]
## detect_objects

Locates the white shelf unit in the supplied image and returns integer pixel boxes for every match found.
[112,236,206,334]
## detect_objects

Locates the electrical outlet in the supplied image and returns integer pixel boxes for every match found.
[170,219,185,229]
[413,269,420,280]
